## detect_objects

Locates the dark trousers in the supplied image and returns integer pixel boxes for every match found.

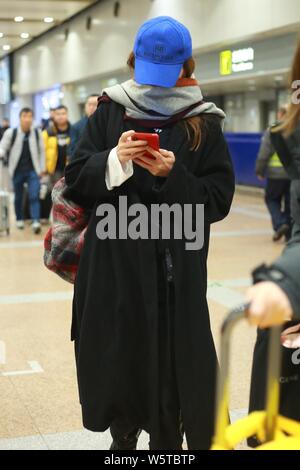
[265,178,291,231]
[13,170,40,221]
[110,251,184,450]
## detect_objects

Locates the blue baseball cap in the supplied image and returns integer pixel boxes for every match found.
[133,16,192,88]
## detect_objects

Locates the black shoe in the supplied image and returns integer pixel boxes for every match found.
[109,428,142,450]
[285,227,292,243]
[273,224,290,242]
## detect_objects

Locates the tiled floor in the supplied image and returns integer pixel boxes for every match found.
[0,189,285,449]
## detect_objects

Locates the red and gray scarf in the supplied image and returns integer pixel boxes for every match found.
[99,78,225,128]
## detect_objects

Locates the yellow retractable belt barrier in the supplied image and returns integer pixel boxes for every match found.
[211,304,300,450]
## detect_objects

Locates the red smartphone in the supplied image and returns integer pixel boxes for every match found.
[132,132,160,159]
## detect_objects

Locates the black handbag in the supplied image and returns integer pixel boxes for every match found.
[248,325,300,447]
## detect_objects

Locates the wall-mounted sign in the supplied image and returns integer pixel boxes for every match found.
[220,47,254,75]
[220,50,232,76]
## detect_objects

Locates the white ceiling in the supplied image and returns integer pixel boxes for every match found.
[0,0,97,58]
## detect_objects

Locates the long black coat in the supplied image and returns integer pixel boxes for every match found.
[64,100,235,449]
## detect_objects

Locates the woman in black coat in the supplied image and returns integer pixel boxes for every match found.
[64,16,235,450]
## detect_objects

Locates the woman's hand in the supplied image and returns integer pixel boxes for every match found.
[281,324,300,349]
[245,281,293,328]
[134,146,175,177]
[117,130,148,165]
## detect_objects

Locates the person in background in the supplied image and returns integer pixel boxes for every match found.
[256,106,291,242]
[0,108,45,234]
[41,108,56,131]
[0,117,10,139]
[69,94,98,159]
[248,36,300,340]
[246,38,300,444]
[43,105,71,186]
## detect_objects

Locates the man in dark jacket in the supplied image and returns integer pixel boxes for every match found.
[256,107,291,242]
[69,94,98,160]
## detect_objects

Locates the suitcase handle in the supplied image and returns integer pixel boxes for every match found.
[213,303,282,447]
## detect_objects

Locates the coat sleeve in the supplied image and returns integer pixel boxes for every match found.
[42,130,51,174]
[69,122,81,161]
[252,227,300,320]
[38,129,46,173]
[272,248,300,320]
[105,147,134,190]
[0,128,13,159]
[255,129,273,177]
[152,119,235,224]
[64,102,124,206]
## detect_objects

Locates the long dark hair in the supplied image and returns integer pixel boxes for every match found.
[273,38,300,136]
[127,52,203,151]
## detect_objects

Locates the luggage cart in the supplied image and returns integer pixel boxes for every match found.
[211,304,300,450]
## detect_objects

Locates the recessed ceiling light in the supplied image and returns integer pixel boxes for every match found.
[14,16,24,23]
[0,33,4,38]
[20,32,30,39]
[44,17,54,23]
[3,45,11,51]
[92,19,103,25]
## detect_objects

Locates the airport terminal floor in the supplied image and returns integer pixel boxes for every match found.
[0,188,284,450]
[2,0,300,455]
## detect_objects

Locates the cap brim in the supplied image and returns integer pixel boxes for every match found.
[134,58,183,88]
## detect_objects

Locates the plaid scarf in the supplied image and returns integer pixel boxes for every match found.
[44,177,89,284]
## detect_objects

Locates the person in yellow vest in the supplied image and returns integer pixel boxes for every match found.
[42,105,71,186]
[256,106,291,242]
